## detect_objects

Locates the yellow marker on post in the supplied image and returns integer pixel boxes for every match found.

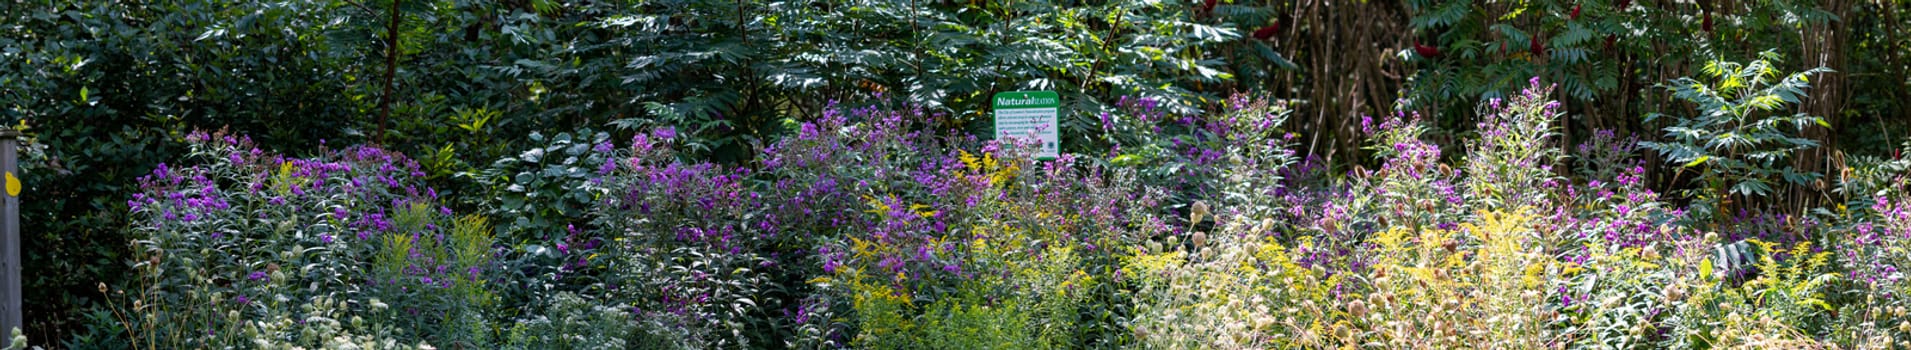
[0,127,18,346]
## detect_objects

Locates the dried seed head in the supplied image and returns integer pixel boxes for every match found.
[98,282,108,294]
[1193,231,1208,248]
[1190,200,1211,224]
[1348,299,1369,318]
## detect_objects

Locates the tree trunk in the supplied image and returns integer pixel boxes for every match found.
[377,0,401,145]
[1277,0,1410,168]
[1793,0,1852,214]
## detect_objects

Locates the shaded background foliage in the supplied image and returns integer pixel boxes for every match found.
[1,0,1909,345]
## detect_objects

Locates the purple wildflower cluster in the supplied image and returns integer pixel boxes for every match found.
[126,128,484,342]
[1845,193,1911,286]
[586,100,1170,343]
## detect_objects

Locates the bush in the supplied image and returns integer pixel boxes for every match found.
[1642,51,1832,220]
[502,292,684,350]
[110,129,491,348]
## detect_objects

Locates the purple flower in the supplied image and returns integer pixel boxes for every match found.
[233,295,249,305]
[653,127,678,140]
[248,271,268,281]
[599,159,618,175]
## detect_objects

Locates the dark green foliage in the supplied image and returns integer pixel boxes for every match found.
[468,129,617,320]
[1,1,361,341]
[1401,0,1846,152]
[472,130,610,240]
[1641,51,1830,220]
[575,0,1296,161]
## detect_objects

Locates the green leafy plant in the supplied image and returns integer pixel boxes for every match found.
[470,129,612,240]
[503,292,688,350]
[1642,51,1831,220]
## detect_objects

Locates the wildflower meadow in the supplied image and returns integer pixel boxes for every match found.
[7,0,1911,349]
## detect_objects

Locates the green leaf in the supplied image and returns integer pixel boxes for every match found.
[1685,156,1709,167]
[1700,258,1714,280]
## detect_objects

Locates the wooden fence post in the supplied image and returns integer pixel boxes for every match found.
[0,127,20,346]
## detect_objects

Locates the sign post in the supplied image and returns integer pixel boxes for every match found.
[991,91,1060,160]
[0,127,18,347]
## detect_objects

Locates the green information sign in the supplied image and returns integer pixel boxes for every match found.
[992,91,1060,160]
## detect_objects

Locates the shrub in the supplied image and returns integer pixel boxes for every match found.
[1668,240,1837,348]
[502,292,684,350]
[112,129,491,348]
[1338,210,1561,348]
[590,128,776,348]
[1642,51,1832,220]
[1125,217,1325,349]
